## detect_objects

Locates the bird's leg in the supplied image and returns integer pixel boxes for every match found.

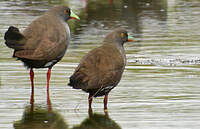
[30,68,34,112]
[88,104,93,118]
[30,68,34,92]
[47,68,51,92]
[47,87,52,112]
[30,69,34,101]
[46,68,52,111]
[30,90,34,112]
[88,94,93,111]
[104,94,108,112]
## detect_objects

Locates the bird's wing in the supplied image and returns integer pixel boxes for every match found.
[69,45,125,90]
[14,39,67,60]
[14,15,68,60]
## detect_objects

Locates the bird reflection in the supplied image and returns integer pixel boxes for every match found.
[72,109,121,129]
[14,105,68,129]
[15,83,121,129]
[30,84,52,112]
[14,89,68,129]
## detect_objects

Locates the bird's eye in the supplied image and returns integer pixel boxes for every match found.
[64,10,68,14]
[120,33,125,38]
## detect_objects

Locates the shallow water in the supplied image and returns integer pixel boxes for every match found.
[1,0,200,129]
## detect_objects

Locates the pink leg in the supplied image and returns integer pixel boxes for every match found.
[30,68,34,112]
[47,68,52,111]
[30,68,34,92]
[104,94,109,116]
[47,68,51,92]
[47,88,52,112]
[104,94,108,110]
[30,87,34,112]
[88,94,93,110]
[88,94,93,117]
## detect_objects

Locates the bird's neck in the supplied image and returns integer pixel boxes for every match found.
[103,41,125,55]
[102,42,126,66]
[103,40,124,48]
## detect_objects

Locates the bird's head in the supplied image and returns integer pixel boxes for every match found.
[104,28,134,46]
[49,6,80,21]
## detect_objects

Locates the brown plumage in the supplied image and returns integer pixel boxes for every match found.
[4,6,80,102]
[69,28,133,110]
[4,6,80,68]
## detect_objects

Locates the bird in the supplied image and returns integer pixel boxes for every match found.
[68,28,133,111]
[4,6,80,103]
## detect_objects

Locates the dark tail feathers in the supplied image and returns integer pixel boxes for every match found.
[68,71,89,89]
[4,26,26,50]
[68,74,82,89]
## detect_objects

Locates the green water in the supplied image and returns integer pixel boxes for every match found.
[1,0,200,129]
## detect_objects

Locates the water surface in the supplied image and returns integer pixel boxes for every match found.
[1,0,200,129]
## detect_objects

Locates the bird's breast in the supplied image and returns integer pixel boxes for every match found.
[117,47,127,66]
[62,21,71,47]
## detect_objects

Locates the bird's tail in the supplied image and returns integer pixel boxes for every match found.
[68,72,88,89]
[68,74,82,89]
[4,26,26,50]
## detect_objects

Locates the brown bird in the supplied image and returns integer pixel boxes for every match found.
[68,28,133,111]
[4,6,80,103]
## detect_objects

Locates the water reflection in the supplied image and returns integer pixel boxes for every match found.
[14,96,121,129]
[14,87,120,129]
[121,0,167,34]
[14,88,68,129]
[1,0,200,129]
[14,104,68,129]
[72,110,121,129]
[77,0,167,35]
[70,0,169,63]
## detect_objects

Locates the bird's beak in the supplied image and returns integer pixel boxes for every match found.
[70,10,80,20]
[127,35,134,42]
